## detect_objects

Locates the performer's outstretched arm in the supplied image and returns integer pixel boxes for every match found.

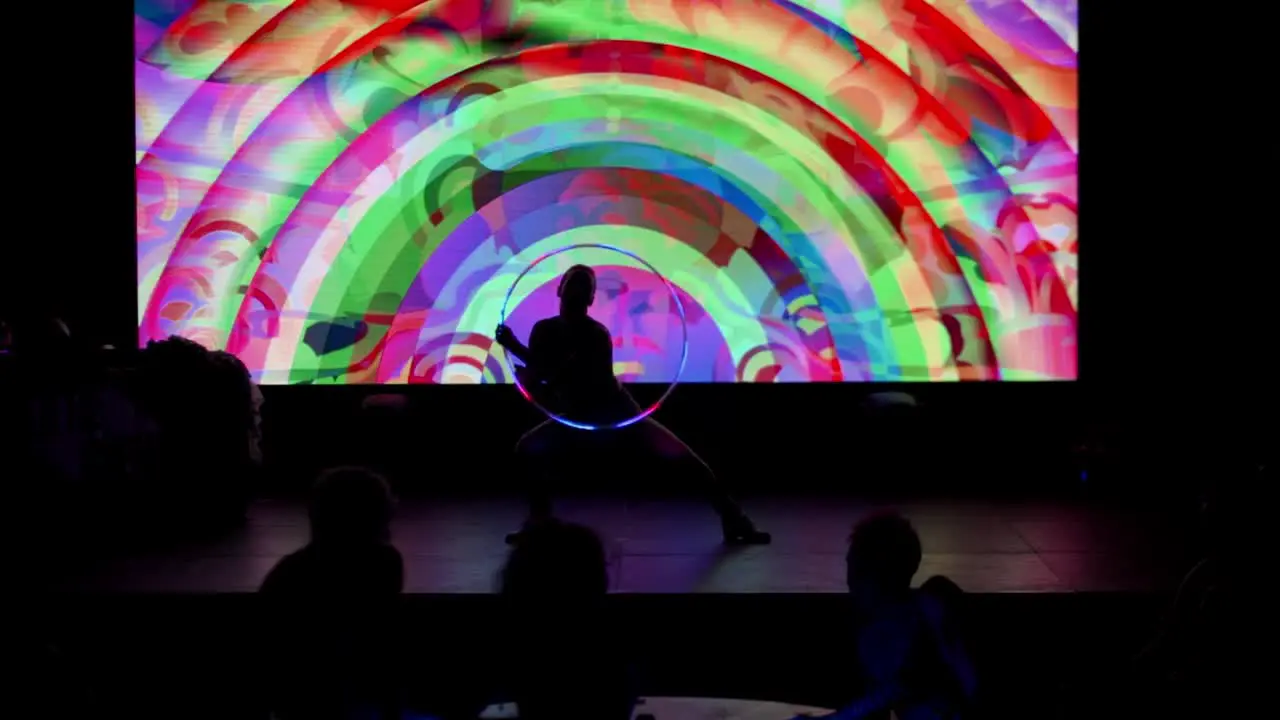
[498,322,555,368]
[496,325,533,366]
[497,323,560,409]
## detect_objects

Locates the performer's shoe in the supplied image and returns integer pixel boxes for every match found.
[721,514,771,545]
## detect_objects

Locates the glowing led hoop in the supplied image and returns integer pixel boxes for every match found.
[499,243,689,431]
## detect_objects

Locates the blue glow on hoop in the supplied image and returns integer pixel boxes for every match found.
[498,243,689,431]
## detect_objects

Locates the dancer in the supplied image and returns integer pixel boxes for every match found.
[495,264,769,545]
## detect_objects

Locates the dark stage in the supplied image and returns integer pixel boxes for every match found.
[64,494,1187,595]
[258,382,1120,496]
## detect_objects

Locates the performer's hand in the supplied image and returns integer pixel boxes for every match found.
[494,324,517,350]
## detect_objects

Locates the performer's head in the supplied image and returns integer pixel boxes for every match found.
[557,264,596,315]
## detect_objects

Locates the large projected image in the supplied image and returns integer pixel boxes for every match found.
[136,0,1078,384]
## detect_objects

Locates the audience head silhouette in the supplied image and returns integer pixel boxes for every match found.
[261,467,402,597]
[501,519,608,598]
[309,466,394,546]
[499,520,631,720]
[847,512,922,606]
[142,334,206,360]
[557,264,596,315]
[139,335,211,397]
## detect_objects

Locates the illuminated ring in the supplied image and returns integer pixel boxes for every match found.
[499,242,688,431]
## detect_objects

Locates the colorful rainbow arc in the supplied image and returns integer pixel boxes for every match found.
[135,0,1079,384]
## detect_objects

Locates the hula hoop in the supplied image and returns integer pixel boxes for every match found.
[498,243,688,431]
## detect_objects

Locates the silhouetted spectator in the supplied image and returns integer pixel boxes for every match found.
[499,520,634,720]
[133,337,256,533]
[12,315,87,481]
[261,467,402,595]
[861,392,925,492]
[7,316,104,585]
[259,467,403,720]
[1120,463,1257,716]
[357,393,410,484]
[795,513,976,720]
[8,313,74,364]
[84,346,161,515]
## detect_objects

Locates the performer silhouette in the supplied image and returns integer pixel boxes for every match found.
[495,264,769,546]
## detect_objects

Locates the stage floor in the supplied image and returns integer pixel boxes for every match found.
[64,495,1191,594]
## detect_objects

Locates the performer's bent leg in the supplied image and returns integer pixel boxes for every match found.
[634,418,730,512]
[514,420,563,523]
[633,417,770,544]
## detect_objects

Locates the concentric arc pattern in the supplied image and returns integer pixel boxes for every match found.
[135,0,1079,384]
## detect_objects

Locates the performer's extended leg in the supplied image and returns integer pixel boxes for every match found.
[631,417,770,545]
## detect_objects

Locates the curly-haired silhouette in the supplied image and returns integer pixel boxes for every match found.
[259,467,404,720]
